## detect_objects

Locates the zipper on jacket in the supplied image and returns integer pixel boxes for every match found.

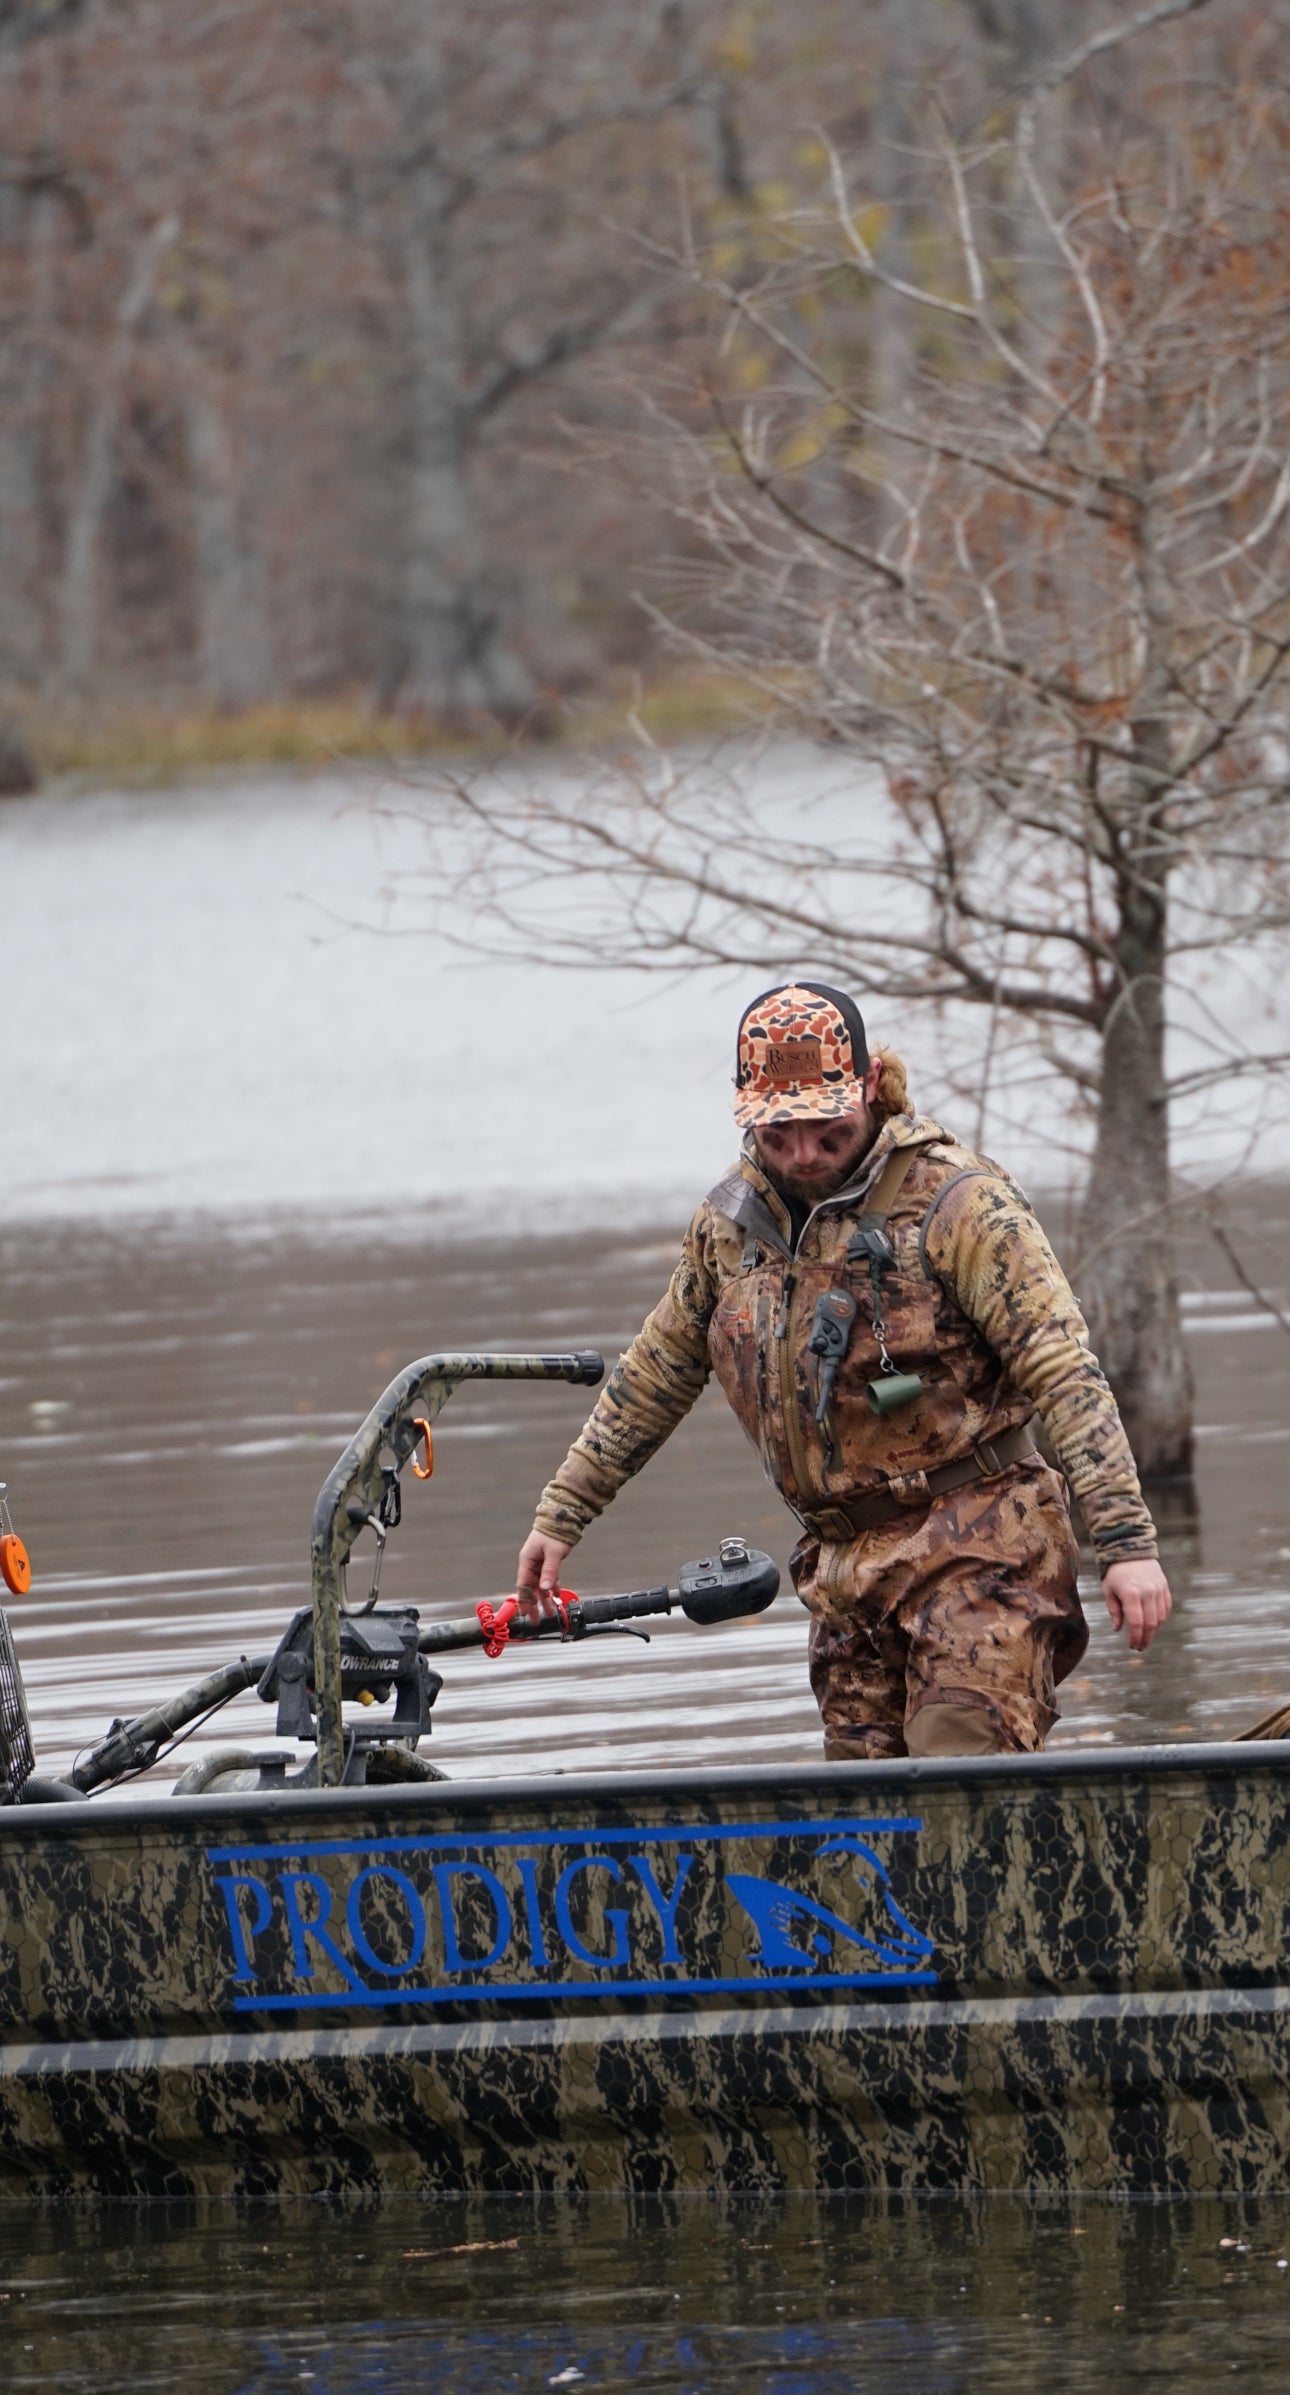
[774,1265,795,1340]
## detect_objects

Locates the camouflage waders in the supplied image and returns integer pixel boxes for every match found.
[796,1452,1087,1758]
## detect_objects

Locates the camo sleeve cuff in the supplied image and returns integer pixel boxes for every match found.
[924,1171,1159,1568]
[531,1212,719,1549]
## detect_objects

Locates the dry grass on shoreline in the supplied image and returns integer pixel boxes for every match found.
[9,674,764,791]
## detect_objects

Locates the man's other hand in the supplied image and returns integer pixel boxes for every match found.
[1102,1559,1172,1652]
[515,1530,572,1623]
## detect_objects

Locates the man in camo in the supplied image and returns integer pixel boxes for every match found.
[518,984,1171,1758]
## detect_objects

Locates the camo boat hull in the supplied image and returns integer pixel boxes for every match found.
[1,1743,1288,2198]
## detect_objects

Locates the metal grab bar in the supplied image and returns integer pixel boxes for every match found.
[309,1350,603,1784]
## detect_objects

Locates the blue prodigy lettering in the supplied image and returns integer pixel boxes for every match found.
[207,1817,935,2011]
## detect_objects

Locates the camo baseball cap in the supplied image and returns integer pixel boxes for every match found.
[733,982,871,1128]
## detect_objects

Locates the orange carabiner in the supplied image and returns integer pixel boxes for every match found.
[410,1418,435,1481]
[0,1534,31,1596]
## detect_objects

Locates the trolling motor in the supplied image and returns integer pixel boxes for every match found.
[161,1535,781,1790]
[10,1346,781,1799]
[49,1537,780,1797]
[247,1538,778,1775]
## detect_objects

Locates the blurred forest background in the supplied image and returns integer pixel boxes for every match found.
[0,0,1264,772]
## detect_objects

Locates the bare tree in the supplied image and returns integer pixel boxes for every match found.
[57,211,175,689]
[173,344,272,711]
[0,0,1225,742]
[0,0,305,708]
[346,0,717,722]
[425,2,1290,1481]
[0,0,739,720]
[0,171,59,685]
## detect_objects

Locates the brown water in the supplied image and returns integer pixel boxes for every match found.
[4,1199,1290,1788]
[2,2191,1290,2391]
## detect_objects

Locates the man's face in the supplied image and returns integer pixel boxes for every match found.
[753,1100,875,1204]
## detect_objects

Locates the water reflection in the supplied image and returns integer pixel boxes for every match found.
[2,2193,1289,2394]
[3,1202,1290,1785]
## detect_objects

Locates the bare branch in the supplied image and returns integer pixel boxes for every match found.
[467,289,654,420]
[1023,0,1219,103]
[1207,1216,1290,1343]
[1166,1051,1290,1103]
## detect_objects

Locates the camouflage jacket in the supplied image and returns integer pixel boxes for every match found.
[533,1112,1158,1569]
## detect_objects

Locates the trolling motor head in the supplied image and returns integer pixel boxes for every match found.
[674,1537,779,1624]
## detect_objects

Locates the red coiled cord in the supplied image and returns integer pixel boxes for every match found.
[475,1590,578,1658]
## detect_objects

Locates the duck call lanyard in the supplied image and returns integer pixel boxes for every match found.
[809,1146,920,1462]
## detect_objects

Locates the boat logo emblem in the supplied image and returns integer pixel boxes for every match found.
[207,1816,937,2013]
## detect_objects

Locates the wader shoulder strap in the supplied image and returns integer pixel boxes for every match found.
[844,1144,922,1283]
[855,1143,919,1234]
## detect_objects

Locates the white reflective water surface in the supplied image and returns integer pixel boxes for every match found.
[3,750,1289,1230]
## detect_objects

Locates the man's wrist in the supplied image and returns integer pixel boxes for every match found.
[1097,1541,1159,1577]
[531,1502,586,1549]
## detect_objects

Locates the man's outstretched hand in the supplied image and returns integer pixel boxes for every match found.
[1102,1559,1172,1652]
[515,1530,573,1624]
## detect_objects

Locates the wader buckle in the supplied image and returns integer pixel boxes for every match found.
[810,1507,858,1544]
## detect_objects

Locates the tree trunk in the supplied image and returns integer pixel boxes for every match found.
[180,367,272,710]
[58,215,175,692]
[999,0,1068,384]
[0,405,41,686]
[1078,874,1194,1484]
[391,153,534,723]
[0,186,57,689]
[866,1,917,478]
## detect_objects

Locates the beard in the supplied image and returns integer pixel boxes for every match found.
[755,1108,877,1205]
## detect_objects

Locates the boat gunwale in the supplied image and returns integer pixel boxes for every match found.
[2,1736,1289,1838]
